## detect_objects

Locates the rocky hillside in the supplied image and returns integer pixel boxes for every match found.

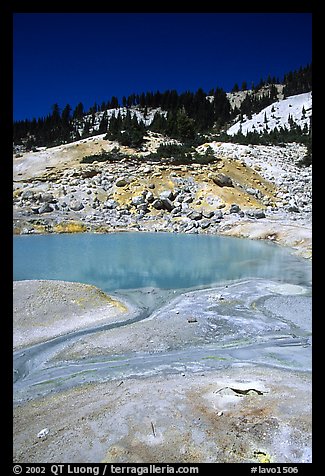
[75,107,165,138]
[14,65,312,153]
[227,92,312,136]
[13,130,312,257]
[226,83,285,110]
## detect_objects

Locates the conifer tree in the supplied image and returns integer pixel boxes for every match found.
[98,111,108,134]
[139,92,146,108]
[62,104,72,124]
[110,96,119,109]
[73,102,84,119]
[174,110,196,142]
[150,112,168,133]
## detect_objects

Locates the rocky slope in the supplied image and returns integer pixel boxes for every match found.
[13,131,312,258]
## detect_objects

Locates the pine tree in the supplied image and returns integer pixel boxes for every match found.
[213,87,230,124]
[146,91,153,107]
[88,102,98,114]
[126,95,133,108]
[175,110,196,142]
[153,91,162,108]
[117,112,145,148]
[61,104,72,124]
[150,112,168,133]
[61,104,72,142]
[73,102,84,120]
[139,92,146,108]
[82,121,90,138]
[98,111,108,134]
[105,111,122,140]
[270,84,278,100]
[51,103,61,124]
[110,96,119,109]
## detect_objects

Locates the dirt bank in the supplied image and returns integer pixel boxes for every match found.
[13,280,129,350]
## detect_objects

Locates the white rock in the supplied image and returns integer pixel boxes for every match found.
[37,428,49,439]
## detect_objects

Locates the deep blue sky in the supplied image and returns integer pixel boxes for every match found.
[13,13,312,121]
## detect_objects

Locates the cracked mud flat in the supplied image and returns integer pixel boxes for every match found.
[13,277,312,463]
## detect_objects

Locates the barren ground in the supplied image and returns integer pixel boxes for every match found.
[13,134,312,463]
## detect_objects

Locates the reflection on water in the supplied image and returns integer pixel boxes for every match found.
[13,232,311,291]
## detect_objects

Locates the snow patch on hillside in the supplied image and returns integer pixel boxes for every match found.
[78,107,167,136]
[227,92,312,136]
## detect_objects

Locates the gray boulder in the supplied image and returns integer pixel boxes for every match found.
[145,191,155,203]
[137,203,149,213]
[70,200,84,211]
[229,204,241,214]
[246,187,261,198]
[161,198,174,212]
[246,209,266,219]
[171,207,182,216]
[288,205,300,213]
[188,210,203,221]
[105,199,118,209]
[40,192,55,203]
[160,190,174,201]
[115,178,128,187]
[152,199,164,210]
[199,219,211,229]
[213,210,224,219]
[254,210,266,219]
[202,210,214,219]
[38,203,54,214]
[212,174,233,187]
[21,190,35,200]
[181,202,191,212]
[183,195,194,204]
[131,196,145,206]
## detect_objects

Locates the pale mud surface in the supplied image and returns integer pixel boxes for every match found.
[13,280,129,350]
[218,215,312,259]
[13,366,311,464]
[13,278,312,463]
[51,280,311,361]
